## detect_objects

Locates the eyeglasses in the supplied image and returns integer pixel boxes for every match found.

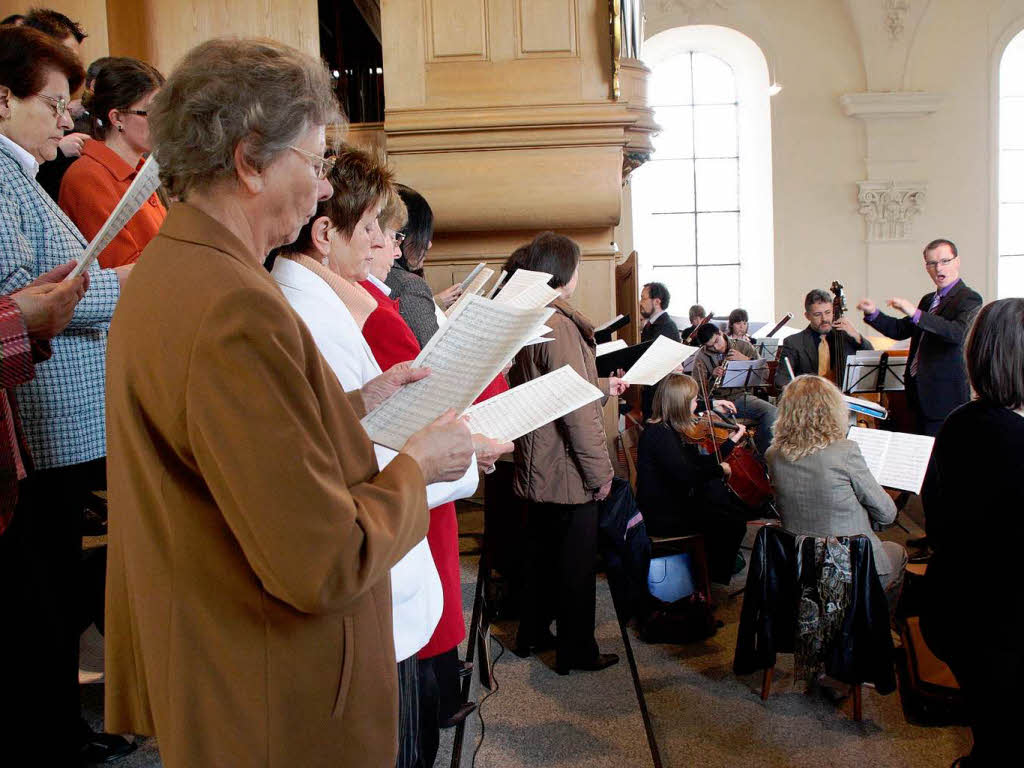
[924,256,957,270]
[393,231,406,244]
[121,109,148,117]
[287,146,337,180]
[35,93,70,118]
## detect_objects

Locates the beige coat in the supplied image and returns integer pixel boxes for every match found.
[509,298,613,504]
[104,203,429,768]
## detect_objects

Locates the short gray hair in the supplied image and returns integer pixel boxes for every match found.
[804,289,832,311]
[149,38,342,199]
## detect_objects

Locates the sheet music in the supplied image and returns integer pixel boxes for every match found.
[361,294,553,450]
[68,155,161,279]
[594,313,625,333]
[621,335,697,386]
[720,359,771,388]
[847,427,935,494]
[485,270,507,300]
[459,262,487,290]
[445,267,496,317]
[493,269,552,304]
[462,365,603,443]
[494,281,559,310]
[596,339,628,357]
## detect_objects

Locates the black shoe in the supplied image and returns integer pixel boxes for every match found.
[440,701,477,728]
[512,630,556,658]
[80,731,137,764]
[556,652,619,675]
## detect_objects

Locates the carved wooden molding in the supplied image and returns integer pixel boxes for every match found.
[857,180,926,242]
[424,0,490,62]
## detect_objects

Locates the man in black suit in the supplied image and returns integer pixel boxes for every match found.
[777,288,873,388]
[639,282,680,420]
[857,238,983,437]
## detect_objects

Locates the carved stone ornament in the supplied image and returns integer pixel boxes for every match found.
[654,0,737,19]
[857,181,925,242]
[622,150,652,183]
[884,0,911,41]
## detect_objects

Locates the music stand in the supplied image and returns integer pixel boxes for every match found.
[720,359,772,389]
[755,337,781,360]
[842,352,906,395]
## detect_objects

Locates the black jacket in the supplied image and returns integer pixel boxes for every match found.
[635,421,733,537]
[640,313,681,420]
[921,400,1024,661]
[864,280,982,422]
[777,325,873,387]
[734,525,896,692]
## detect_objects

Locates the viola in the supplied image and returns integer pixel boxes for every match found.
[679,413,775,512]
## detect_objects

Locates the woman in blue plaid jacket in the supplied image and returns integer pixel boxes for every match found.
[0,25,133,763]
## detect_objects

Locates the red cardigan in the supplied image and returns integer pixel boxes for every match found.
[359,279,507,658]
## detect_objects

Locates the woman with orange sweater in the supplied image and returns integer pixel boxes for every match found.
[58,57,165,267]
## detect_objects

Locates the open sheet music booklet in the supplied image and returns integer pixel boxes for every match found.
[68,154,162,278]
[620,335,699,386]
[361,294,555,450]
[846,427,935,495]
[445,266,496,317]
[463,365,603,443]
[492,268,560,310]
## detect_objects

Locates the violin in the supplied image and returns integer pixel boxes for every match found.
[687,373,776,512]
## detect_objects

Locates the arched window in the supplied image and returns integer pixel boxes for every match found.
[631,26,774,321]
[999,29,1024,298]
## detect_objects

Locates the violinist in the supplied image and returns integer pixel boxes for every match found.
[636,375,748,585]
[679,304,707,343]
[692,324,777,456]
[776,289,872,388]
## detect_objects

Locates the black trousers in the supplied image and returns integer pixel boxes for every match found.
[517,500,600,667]
[0,458,106,764]
[414,648,460,768]
[947,648,1022,766]
[396,656,420,768]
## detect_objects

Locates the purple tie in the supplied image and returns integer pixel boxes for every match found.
[910,293,942,377]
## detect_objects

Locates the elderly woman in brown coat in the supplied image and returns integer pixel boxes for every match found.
[103,38,474,768]
[509,231,626,675]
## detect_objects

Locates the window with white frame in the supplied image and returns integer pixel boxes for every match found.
[632,26,774,322]
[999,30,1024,298]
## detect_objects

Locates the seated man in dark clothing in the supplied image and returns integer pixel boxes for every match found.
[640,281,680,421]
[636,374,747,584]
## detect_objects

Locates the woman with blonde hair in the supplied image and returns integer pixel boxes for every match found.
[766,375,907,608]
[636,374,748,584]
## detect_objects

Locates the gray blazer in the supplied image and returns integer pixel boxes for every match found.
[765,439,896,574]
[384,264,439,349]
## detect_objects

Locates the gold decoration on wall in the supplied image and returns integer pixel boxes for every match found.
[609,0,622,100]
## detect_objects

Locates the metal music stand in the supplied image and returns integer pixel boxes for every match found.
[842,352,906,395]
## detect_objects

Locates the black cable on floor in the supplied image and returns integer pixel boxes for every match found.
[470,635,505,768]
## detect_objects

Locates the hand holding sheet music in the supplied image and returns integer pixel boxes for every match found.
[361,295,554,450]
[68,155,161,279]
[463,365,603,443]
[620,335,698,386]
[847,426,935,494]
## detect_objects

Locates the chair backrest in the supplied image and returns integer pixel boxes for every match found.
[617,421,643,492]
[734,525,896,691]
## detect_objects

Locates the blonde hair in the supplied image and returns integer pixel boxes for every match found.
[771,375,848,461]
[650,374,699,432]
[378,187,408,233]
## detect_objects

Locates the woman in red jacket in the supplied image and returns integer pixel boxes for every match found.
[362,190,508,766]
[58,57,165,267]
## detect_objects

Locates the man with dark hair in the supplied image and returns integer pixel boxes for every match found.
[23,8,87,48]
[692,323,777,456]
[639,282,681,420]
[858,238,983,436]
[680,303,707,343]
[23,8,91,200]
[776,287,873,387]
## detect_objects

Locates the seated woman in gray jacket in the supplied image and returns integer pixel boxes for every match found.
[765,375,907,611]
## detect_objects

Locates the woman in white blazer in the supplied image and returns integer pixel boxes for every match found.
[268,147,509,766]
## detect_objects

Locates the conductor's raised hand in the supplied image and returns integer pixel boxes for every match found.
[856,298,876,315]
[402,410,475,484]
[360,362,431,412]
[887,297,917,316]
[472,433,513,474]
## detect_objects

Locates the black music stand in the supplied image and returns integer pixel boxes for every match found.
[842,352,907,396]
